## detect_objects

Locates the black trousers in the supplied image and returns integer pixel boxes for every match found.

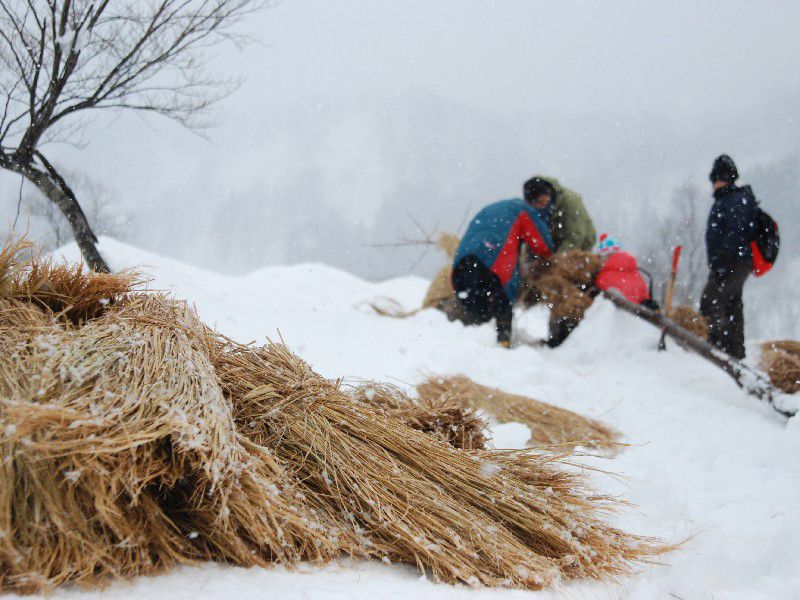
[452,255,513,343]
[699,262,750,359]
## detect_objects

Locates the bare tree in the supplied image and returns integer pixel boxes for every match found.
[0,0,265,271]
[23,167,130,250]
[645,182,708,306]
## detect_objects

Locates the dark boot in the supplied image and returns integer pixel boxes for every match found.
[547,316,578,348]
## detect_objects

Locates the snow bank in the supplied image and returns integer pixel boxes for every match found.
[33,238,800,600]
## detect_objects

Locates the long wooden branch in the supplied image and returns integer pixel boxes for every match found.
[601,289,795,419]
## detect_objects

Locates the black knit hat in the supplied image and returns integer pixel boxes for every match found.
[523,177,555,203]
[709,154,739,183]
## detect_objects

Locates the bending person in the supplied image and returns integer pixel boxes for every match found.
[531,175,596,253]
[452,178,554,347]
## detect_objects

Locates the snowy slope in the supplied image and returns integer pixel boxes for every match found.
[13,238,799,600]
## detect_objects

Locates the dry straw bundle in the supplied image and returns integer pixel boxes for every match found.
[0,238,665,593]
[417,375,620,451]
[422,265,454,309]
[419,232,461,310]
[667,306,709,341]
[520,250,603,321]
[760,341,800,394]
[216,343,664,587]
[369,232,460,316]
[0,293,333,592]
[365,296,420,319]
[351,382,487,449]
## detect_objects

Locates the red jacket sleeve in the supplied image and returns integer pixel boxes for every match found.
[516,212,552,258]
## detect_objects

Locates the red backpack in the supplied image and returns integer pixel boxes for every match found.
[751,207,779,277]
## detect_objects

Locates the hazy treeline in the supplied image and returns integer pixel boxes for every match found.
[6,88,799,338]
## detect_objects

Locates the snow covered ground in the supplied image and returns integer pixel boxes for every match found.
[9,238,799,600]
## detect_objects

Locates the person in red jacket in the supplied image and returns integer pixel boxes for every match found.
[594,249,652,304]
[547,236,655,347]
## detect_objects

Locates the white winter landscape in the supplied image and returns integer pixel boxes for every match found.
[2,238,792,600]
[1,2,799,599]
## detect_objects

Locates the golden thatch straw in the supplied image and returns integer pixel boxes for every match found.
[350,382,487,449]
[667,306,709,341]
[760,341,800,394]
[0,238,145,324]
[422,264,454,309]
[216,343,666,588]
[371,232,461,316]
[436,232,460,259]
[417,375,621,451]
[0,293,333,592]
[0,237,668,592]
[520,250,602,319]
[762,340,800,357]
[365,296,420,318]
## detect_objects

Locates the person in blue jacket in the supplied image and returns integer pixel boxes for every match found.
[452,178,554,347]
[699,155,758,359]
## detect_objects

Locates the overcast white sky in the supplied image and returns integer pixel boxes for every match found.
[246,0,800,115]
[2,0,799,276]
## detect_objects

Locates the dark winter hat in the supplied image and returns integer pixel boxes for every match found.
[523,177,555,203]
[709,154,739,183]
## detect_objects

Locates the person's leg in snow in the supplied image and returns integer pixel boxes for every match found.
[547,315,578,348]
[494,299,512,346]
[722,264,749,358]
[700,262,750,359]
[452,255,513,345]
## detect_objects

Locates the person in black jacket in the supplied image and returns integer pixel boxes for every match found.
[699,155,757,359]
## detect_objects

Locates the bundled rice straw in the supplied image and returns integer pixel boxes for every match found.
[0,238,667,593]
[422,264,454,309]
[417,375,620,451]
[365,296,419,318]
[436,232,461,260]
[550,251,604,288]
[370,232,460,316]
[216,343,664,588]
[0,240,143,324]
[351,382,487,449]
[0,294,333,593]
[667,306,709,341]
[421,232,460,310]
[760,341,800,394]
[762,340,800,357]
[520,251,603,322]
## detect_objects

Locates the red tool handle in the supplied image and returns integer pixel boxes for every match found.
[671,245,683,277]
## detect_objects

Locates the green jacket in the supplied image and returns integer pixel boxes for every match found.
[537,175,596,253]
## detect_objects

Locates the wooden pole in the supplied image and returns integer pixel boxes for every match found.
[602,289,795,419]
[658,245,682,351]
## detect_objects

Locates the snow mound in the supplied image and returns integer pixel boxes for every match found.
[38,238,800,600]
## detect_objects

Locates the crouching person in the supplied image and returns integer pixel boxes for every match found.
[594,247,653,306]
[452,178,554,347]
[545,236,655,348]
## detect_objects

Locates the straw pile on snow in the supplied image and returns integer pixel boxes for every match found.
[668,306,709,341]
[218,344,663,587]
[760,341,800,394]
[417,375,620,451]
[422,233,460,310]
[520,250,603,321]
[351,383,487,450]
[0,239,665,593]
[0,286,332,590]
[369,233,459,316]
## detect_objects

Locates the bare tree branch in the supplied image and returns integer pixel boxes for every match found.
[0,0,268,269]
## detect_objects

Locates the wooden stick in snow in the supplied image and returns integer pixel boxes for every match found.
[601,289,796,419]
